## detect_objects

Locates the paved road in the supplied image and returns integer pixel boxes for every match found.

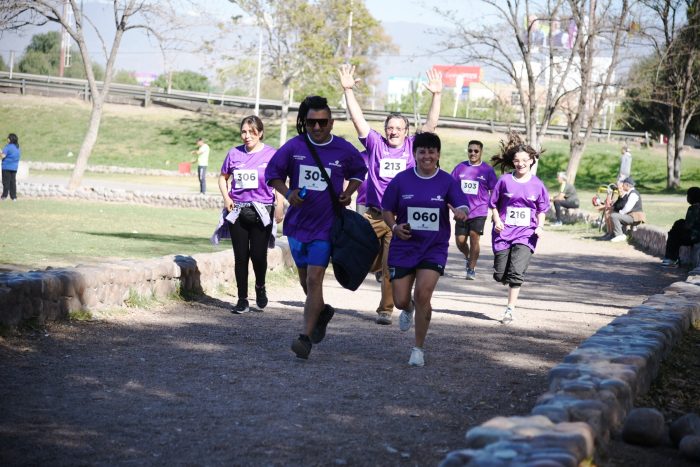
[0,229,688,466]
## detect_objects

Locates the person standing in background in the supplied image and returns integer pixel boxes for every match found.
[192,137,210,194]
[1,133,20,201]
[619,145,632,182]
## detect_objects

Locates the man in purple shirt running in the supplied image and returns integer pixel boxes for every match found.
[265,96,367,360]
[338,63,443,326]
[450,140,498,280]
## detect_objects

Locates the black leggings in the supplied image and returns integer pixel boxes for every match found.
[2,169,17,200]
[228,206,273,299]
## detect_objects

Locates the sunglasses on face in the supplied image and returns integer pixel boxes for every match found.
[468,149,481,153]
[306,118,330,128]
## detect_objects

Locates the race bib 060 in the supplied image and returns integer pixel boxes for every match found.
[233,169,258,189]
[299,165,330,191]
[407,207,440,231]
[379,158,406,178]
[461,179,479,195]
[505,207,530,227]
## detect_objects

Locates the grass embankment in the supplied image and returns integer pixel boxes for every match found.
[0,94,697,268]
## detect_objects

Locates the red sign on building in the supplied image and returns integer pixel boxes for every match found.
[432,65,482,87]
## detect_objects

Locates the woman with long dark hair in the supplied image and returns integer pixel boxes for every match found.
[218,116,283,314]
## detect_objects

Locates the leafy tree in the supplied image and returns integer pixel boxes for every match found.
[228,0,395,143]
[112,70,139,85]
[154,70,210,92]
[17,31,104,80]
[1,0,195,190]
[626,0,700,189]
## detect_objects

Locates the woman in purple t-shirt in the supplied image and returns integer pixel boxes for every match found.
[489,132,550,325]
[382,132,469,367]
[218,116,283,314]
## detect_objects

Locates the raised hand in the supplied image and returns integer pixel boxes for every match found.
[338,64,360,90]
[422,68,443,95]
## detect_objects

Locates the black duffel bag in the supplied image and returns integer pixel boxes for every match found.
[303,137,379,291]
[330,207,380,291]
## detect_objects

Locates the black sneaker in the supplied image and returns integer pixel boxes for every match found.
[291,334,312,359]
[310,304,335,344]
[231,299,250,314]
[255,285,268,310]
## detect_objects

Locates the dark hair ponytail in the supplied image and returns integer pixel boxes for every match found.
[7,133,18,148]
[296,96,331,135]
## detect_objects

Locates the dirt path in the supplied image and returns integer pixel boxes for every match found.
[0,229,689,466]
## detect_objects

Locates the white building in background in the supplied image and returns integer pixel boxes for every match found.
[386,76,425,106]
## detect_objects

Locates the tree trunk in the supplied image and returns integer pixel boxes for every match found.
[67,97,104,191]
[666,133,676,189]
[567,141,585,186]
[672,130,683,189]
[279,85,291,145]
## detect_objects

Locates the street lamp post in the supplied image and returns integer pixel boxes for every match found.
[254,28,263,116]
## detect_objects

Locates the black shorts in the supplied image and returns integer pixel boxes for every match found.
[389,261,444,281]
[455,216,487,236]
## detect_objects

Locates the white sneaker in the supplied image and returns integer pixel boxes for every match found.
[408,347,424,367]
[610,234,628,243]
[399,300,415,332]
[466,268,476,280]
[500,307,513,325]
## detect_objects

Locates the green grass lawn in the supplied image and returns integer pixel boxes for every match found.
[0,199,228,270]
[2,93,697,269]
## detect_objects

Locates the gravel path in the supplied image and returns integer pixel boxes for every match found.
[0,229,687,466]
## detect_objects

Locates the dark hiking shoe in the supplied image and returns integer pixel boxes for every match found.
[311,304,335,344]
[291,334,312,359]
[255,285,268,310]
[231,299,250,314]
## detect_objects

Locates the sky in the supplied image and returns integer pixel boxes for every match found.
[0,0,488,93]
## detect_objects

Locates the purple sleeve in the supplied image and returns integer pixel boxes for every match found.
[488,178,504,209]
[447,175,468,208]
[264,143,291,185]
[359,129,382,152]
[488,167,498,190]
[220,150,233,174]
[536,182,551,214]
[381,177,400,213]
[345,145,368,181]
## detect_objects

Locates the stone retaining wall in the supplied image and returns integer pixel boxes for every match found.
[26,161,219,177]
[17,182,223,209]
[0,240,294,328]
[441,273,700,466]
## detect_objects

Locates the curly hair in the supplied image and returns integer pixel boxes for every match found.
[295,96,332,136]
[490,131,543,173]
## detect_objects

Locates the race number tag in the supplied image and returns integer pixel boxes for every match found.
[233,169,258,189]
[506,207,530,227]
[407,207,440,231]
[461,179,479,195]
[299,164,330,191]
[379,158,406,178]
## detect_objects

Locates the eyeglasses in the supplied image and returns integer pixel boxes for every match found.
[385,126,406,132]
[306,118,329,128]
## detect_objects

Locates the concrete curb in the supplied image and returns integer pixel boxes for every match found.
[440,271,700,466]
[0,238,295,328]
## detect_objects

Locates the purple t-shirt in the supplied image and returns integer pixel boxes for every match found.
[220,144,277,203]
[356,151,368,206]
[450,161,498,219]
[488,173,550,253]
[382,168,468,267]
[359,129,416,209]
[265,134,367,242]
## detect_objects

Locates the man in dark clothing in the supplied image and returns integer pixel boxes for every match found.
[551,172,579,226]
[661,187,700,267]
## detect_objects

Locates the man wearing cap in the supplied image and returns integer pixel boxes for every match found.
[608,177,645,242]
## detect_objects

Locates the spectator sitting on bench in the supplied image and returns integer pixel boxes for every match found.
[550,171,579,226]
[607,177,646,243]
[661,186,700,267]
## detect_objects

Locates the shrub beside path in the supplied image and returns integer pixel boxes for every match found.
[0,229,692,465]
